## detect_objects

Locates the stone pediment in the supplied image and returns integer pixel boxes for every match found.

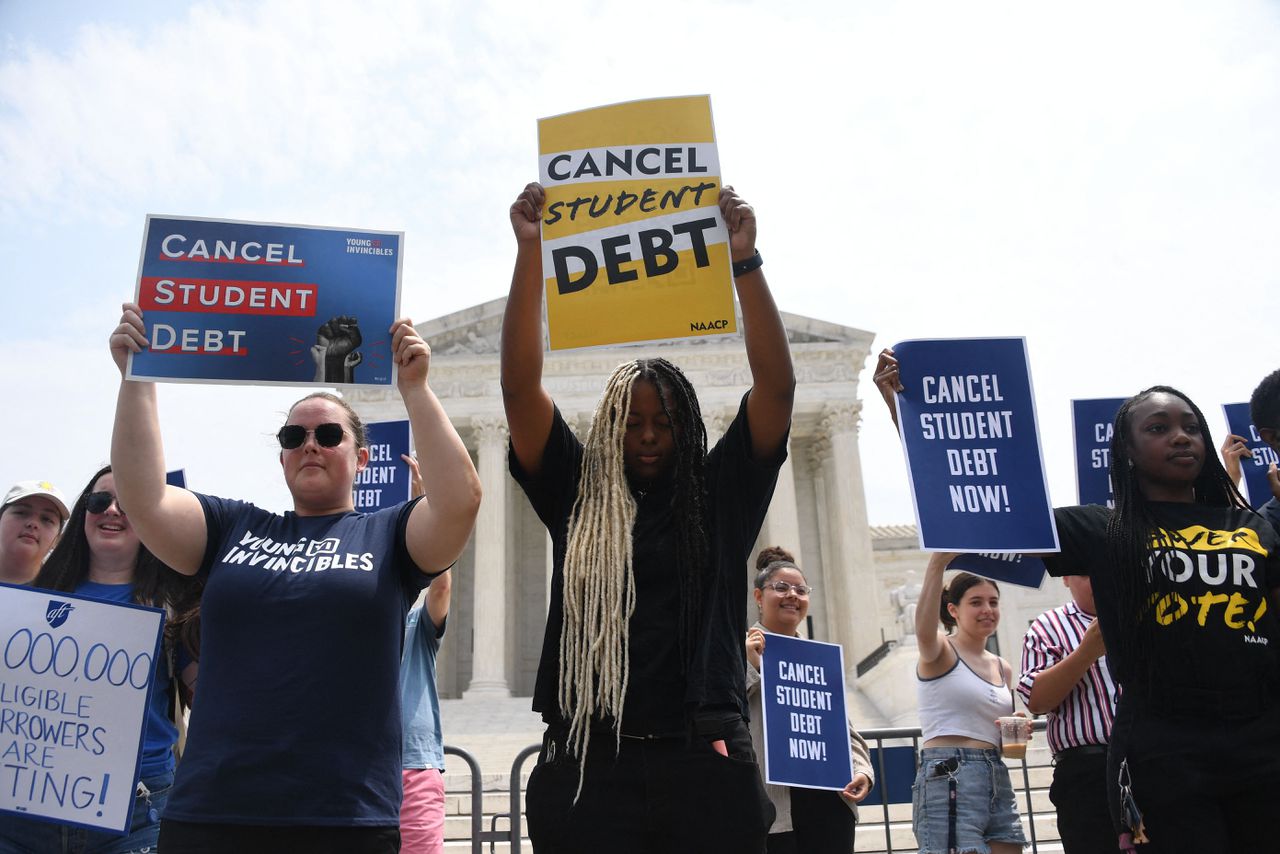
[415,296,873,357]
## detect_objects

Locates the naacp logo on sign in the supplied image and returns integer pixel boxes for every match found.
[46,601,74,628]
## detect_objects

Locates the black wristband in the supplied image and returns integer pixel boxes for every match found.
[732,250,763,278]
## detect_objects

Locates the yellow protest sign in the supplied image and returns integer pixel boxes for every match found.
[538,95,736,350]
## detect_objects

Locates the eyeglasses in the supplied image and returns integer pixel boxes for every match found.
[765,581,813,597]
[85,492,124,515]
[277,423,345,450]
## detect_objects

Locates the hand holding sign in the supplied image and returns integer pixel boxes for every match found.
[110,303,149,378]
[719,186,756,262]
[391,318,430,392]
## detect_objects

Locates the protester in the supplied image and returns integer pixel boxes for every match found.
[1249,368,1280,533]
[1018,574,1117,853]
[1043,385,1280,852]
[744,546,874,854]
[0,466,198,853]
[504,182,793,854]
[399,454,451,854]
[108,303,480,854]
[0,480,68,583]
[874,349,1029,854]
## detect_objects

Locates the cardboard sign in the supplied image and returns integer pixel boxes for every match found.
[1071,398,1125,508]
[354,420,412,511]
[0,583,163,833]
[1223,403,1279,510]
[537,95,736,350]
[760,634,853,790]
[893,338,1059,553]
[128,216,403,387]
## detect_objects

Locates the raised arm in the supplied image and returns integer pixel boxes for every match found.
[109,303,207,575]
[425,568,451,631]
[501,182,556,478]
[915,551,955,666]
[393,319,482,575]
[1023,617,1106,715]
[722,187,794,459]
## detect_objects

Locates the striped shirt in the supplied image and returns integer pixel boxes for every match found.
[1017,601,1117,755]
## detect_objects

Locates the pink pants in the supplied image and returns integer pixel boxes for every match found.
[400,768,446,854]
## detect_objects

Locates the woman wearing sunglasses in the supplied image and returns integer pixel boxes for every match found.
[107,303,481,854]
[0,466,201,854]
[744,546,875,854]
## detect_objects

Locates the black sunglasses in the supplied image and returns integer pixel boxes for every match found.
[277,423,345,450]
[85,491,124,515]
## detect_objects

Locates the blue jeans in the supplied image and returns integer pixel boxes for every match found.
[0,770,171,854]
[911,748,1025,854]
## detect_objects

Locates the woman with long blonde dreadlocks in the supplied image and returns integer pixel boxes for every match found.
[503,181,794,854]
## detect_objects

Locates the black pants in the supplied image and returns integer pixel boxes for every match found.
[766,787,856,854]
[1049,749,1114,854]
[157,820,400,853]
[526,724,773,854]
[1105,696,1280,853]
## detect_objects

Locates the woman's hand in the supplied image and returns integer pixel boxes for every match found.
[110,302,149,378]
[840,773,872,805]
[873,348,903,428]
[1221,433,1252,487]
[391,318,430,392]
[719,186,757,262]
[510,182,545,245]
[745,627,765,672]
[402,453,424,499]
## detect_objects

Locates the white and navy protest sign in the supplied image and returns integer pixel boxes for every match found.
[354,420,411,511]
[0,583,163,833]
[894,338,1059,554]
[128,216,403,387]
[760,634,852,790]
[165,469,186,489]
[948,553,1046,589]
[1223,403,1279,510]
[1071,398,1125,507]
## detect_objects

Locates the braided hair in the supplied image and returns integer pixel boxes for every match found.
[558,357,710,785]
[1105,386,1248,691]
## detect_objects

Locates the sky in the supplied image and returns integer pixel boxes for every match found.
[2,0,1278,526]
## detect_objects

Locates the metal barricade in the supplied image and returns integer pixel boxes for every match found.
[447,719,1057,854]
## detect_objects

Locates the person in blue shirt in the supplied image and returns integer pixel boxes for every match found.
[398,453,452,854]
[108,304,481,854]
[0,465,201,854]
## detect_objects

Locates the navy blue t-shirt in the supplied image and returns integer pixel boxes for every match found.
[163,495,430,826]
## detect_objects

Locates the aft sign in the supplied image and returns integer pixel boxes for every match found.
[128,216,403,387]
[537,95,736,350]
[0,583,164,833]
[760,634,853,790]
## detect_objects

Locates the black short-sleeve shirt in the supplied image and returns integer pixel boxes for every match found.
[510,392,786,734]
[1045,503,1280,697]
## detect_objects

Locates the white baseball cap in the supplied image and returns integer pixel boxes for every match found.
[3,481,70,522]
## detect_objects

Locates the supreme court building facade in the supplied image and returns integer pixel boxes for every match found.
[346,298,1066,723]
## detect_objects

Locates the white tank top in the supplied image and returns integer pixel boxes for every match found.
[917,642,1013,744]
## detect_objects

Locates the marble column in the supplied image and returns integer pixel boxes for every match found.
[817,402,881,684]
[760,444,804,568]
[463,416,511,698]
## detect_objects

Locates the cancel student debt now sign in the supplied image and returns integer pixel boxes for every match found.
[537,95,736,350]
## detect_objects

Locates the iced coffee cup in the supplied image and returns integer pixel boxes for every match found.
[997,716,1029,760]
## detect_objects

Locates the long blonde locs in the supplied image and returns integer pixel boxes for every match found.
[558,360,642,783]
